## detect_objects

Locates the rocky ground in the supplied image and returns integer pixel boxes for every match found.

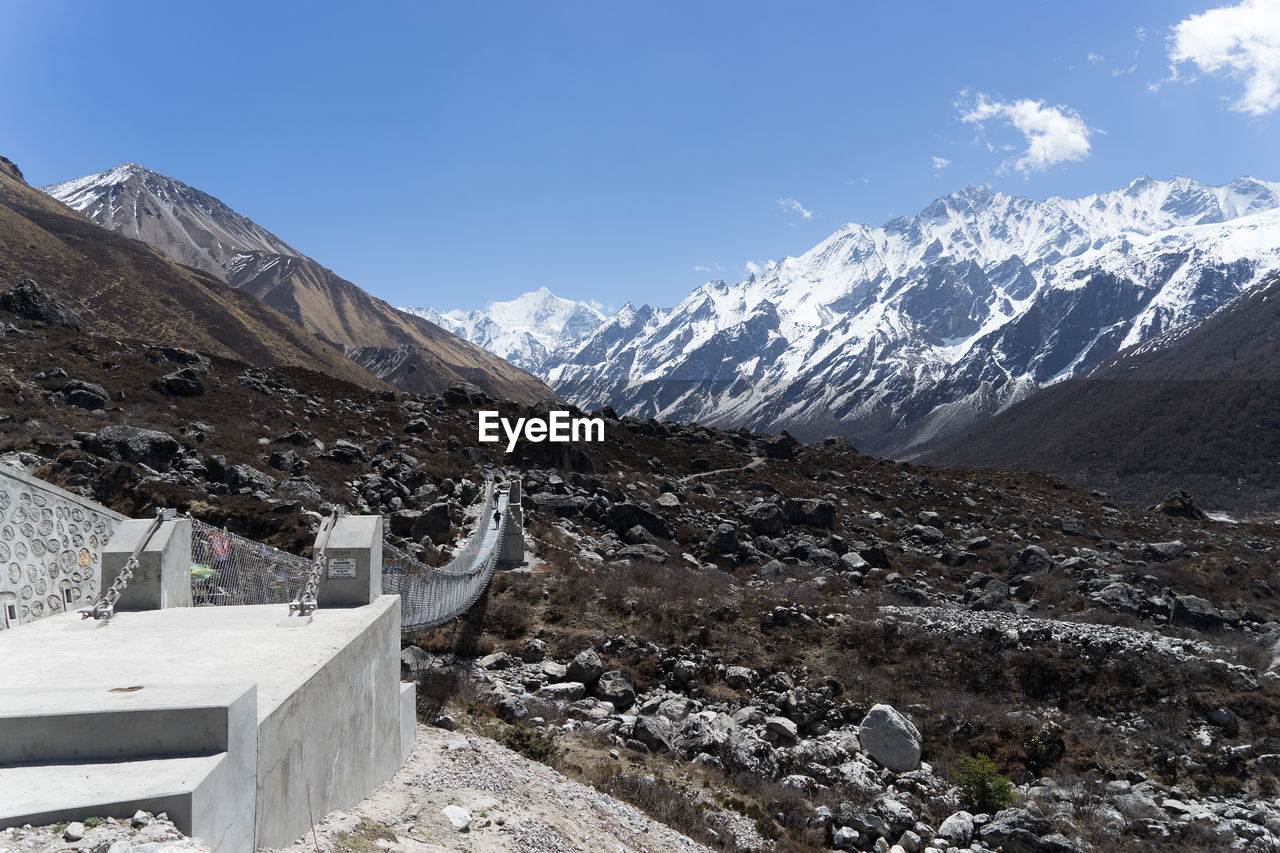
[264,724,712,853]
[0,811,207,853]
[4,281,1280,852]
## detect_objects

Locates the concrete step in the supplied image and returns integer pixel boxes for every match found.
[0,683,255,765]
[0,753,225,832]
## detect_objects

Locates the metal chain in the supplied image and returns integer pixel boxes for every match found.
[80,508,173,621]
[290,510,338,617]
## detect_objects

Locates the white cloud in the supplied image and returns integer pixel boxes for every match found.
[958,93,1094,173]
[777,198,812,220]
[932,156,951,171]
[1169,0,1280,116]
[1113,64,1138,77]
[1137,26,1149,41]
[744,260,774,277]
[694,265,712,272]
[1088,53,1106,64]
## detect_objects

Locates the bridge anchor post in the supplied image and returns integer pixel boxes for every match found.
[317,516,383,607]
[101,517,192,611]
[498,479,524,566]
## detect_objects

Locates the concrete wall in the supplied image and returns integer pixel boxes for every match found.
[0,464,125,629]
[255,595,405,849]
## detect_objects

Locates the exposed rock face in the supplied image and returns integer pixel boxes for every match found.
[1,278,82,330]
[858,704,922,772]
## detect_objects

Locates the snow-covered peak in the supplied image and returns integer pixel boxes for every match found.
[399,287,609,373]
[41,163,299,277]
[545,173,1280,455]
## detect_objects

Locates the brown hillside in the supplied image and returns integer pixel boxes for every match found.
[41,163,555,403]
[927,270,1280,515]
[0,159,381,387]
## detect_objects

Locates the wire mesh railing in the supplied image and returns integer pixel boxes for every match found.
[183,477,508,629]
[190,518,312,606]
[383,479,507,631]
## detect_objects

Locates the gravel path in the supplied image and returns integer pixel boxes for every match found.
[263,724,712,853]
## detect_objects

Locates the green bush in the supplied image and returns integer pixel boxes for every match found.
[500,724,559,764]
[954,753,1015,812]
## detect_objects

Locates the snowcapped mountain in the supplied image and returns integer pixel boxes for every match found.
[41,163,555,402]
[43,163,298,279]
[400,287,607,372]
[545,176,1280,456]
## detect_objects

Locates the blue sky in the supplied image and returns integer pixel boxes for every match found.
[3,1,1277,312]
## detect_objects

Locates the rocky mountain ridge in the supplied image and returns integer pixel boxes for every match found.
[41,163,554,403]
[543,176,1280,457]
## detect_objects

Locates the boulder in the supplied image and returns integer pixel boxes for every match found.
[1172,594,1224,629]
[529,492,584,517]
[858,704,922,772]
[784,498,837,528]
[936,811,974,846]
[520,638,547,663]
[537,682,587,702]
[705,524,739,554]
[605,502,672,540]
[154,367,204,397]
[744,502,786,535]
[479,652,514,670]
[84,425,179,470]
[1009,545,1053,574]
[441,805,472,832]
[328,439,366,463]
[594,670,635,710]
[225,463,276,495]
[1142,540,1187,562]
[632,715,673,753]
[412,502,453,544]
[762,432,799,460]
[1153,489,1209,521]
[0,279,82,329]
[978,808,1080,853]
[567,649,604,685]
[61,379,108,410]
[495,696,528,722]
[1060,517,1102,540]
[765,716,799,741]
[724,665,756,689]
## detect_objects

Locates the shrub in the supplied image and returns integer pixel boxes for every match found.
[954,753,1015,812]
[500,724,559,764]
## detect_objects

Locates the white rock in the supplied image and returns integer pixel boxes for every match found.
[63,822,85,842]
[858,704,921,772]
[936,810,974,846]
[442,805,472,831]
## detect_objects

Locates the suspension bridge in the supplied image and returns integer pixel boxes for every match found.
[0,464,527,853]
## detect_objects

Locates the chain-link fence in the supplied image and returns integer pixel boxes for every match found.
[383,480,507,631]
[190,519,311,606]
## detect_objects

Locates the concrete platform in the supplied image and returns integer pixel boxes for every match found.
[1,755,232,844]
[0,595,411,852]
